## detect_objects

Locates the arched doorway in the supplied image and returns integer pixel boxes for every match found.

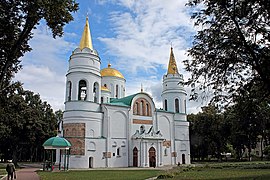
[149,147,156,167]
[133,147,138,167]
[89,157,93,168]
[182,154,186,164]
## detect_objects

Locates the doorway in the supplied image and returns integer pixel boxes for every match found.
[133,147,138,167]
[148,147,156,167]
[182,154,186,164]
[89,157,93,168]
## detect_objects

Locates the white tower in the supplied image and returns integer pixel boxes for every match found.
[161,47,190,164]
[62,17,105,168]
[161,47,186,114]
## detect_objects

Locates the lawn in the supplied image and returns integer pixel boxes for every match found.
[37,162,270,180]
[38,170,162,180]
[170,168,270,179]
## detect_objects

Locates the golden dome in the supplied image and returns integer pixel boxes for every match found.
[100,64,125,79]
[101,86,110,92]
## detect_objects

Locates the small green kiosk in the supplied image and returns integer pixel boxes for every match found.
[42,136,71,171]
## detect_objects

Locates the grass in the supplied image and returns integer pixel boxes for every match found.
[157,161,270,179]
[38,170,162,180]
[36,161,270,180]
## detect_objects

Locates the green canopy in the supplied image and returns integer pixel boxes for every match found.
[43,136,71,149]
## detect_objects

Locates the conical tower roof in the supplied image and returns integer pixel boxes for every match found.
[79,17,93,50]
[167,47,179,74]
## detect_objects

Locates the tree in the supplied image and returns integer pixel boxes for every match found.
[0,0,78,91]
[188,105,228,161]
[185,0,270,104]
[0,83,57,164]
[224,93,270,160]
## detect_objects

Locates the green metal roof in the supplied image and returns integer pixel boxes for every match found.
[43,136,71,149]
[109,93,139,107]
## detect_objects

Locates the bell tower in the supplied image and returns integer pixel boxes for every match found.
[161,47,186,114]
[65,17,101,108]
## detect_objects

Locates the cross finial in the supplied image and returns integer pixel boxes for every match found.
[141,83,143,92]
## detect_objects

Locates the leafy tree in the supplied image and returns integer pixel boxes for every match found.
[0,83,57,164]
[224,93,270,160]
[185,0,270,103]
[0,0,78,91]
[188,105,229,161]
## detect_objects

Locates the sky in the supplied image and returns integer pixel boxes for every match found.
[15,0,207,113]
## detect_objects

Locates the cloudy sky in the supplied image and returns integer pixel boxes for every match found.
[15,0,207,113]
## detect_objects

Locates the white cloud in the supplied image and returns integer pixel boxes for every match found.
[98,0,194,75]
[15,24,75,111]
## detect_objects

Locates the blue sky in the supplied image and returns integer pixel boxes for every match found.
[15,0,206,113]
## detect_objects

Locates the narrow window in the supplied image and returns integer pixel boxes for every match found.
[101,97,104,104]
[116,84,119,98]
[146,104,149,116]
[164,99,168,111]
[67,81,72,101]
[136,102,139,115]
[175,98,179,113]
[140,101,144,116]
[93,82,99,103]
[117,147,120,156]
[78,80,87,100]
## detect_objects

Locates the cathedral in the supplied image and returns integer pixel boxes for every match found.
[61,17,190,168]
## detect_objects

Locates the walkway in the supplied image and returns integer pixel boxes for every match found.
[1,164,40,180]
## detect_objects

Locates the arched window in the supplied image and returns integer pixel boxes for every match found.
[140,101,144,115]
[93,82,99,103]
[116,84,119,98]
[146,103,149,116]
[104,84,107,87]
[136,102,139,115]
[67,81,72,101]
[164,99,168,111]
[175,98,179,113]
[78,80,87,100]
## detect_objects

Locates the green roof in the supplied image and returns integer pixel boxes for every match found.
[109,93,139,107]
[43,136,71,149]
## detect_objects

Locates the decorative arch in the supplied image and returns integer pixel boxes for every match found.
[89,129,94,137]
[89,142,96,151]
[132,98,152,116]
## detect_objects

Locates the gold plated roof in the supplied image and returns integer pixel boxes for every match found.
[79,17,93,50]
[100,64,125,79]
[101,86,110,92]
[167,47,179,74]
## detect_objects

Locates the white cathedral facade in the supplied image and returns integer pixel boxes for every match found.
[61,18,190,168]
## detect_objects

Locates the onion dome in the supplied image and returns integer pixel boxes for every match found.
[100,64,125,79]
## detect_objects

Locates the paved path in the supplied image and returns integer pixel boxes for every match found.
[1,166,40,180]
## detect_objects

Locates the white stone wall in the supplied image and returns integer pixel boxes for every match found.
[101,76,125,99]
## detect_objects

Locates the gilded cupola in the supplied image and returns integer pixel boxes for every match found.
[100,64,125,79]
